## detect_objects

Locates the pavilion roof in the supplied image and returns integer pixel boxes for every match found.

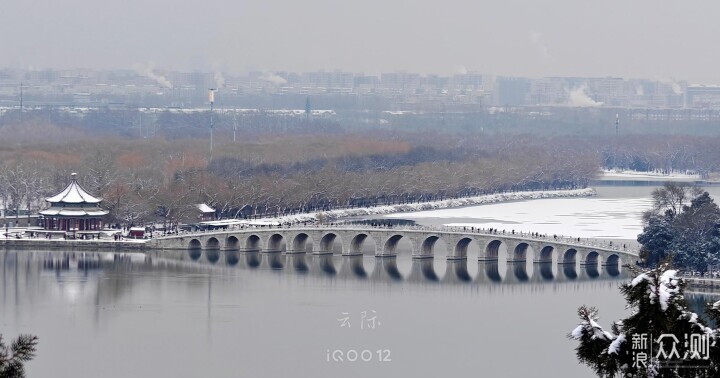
[45,173,102,204]
[197,203,215,213]
[39,207,109,217]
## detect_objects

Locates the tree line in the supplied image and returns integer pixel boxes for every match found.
[0,120,597,227]
[3,113,720,228]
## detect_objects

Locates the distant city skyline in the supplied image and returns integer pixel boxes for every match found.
[3,1,720,84]
[5,67,720,110]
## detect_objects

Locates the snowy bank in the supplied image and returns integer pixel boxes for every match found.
[600,169,699,181]
[257,188,596,225]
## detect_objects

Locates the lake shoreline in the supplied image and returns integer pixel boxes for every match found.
[265,188,597,224]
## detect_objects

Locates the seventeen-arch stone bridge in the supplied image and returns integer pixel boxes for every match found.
[149,226,638,268]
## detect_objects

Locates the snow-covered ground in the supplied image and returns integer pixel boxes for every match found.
[600,169,700,181]
[256,188,596,224]
[0,228,148,242]
[2,189,600,240]
[385,193,653,240]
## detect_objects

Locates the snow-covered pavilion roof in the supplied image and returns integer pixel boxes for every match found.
[197,203,215,213]
[45,173,102,204]
[39,207,109,217]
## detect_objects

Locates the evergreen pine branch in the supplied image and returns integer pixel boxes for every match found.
[9,335,38,363]
[0,334,38,378]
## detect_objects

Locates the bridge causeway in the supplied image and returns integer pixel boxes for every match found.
[149,225,638,268]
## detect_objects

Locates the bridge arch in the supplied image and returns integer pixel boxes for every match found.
[291,233,314,253]
[605,254,621,269]
[267,233,286,252]
[561,248,577,264]
[245,235,262,251]
[419,235,441,257]
[511,242,533,261]
[382,234,414,256]
[188,238,201,260]
[188,239,201,250]
[585,251,600,267]
[605,254,621,277]
[453,237,474,259]
[484,240,504,261]
[538,246,554,262]
[349,233,376,254]
[319,232,342,254]
[206,237,220,250]
[225,236,240,251]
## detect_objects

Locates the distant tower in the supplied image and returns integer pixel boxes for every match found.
[208,88,216,159]
[615,113,619,135]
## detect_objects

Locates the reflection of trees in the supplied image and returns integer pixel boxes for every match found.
[1,251,217,317]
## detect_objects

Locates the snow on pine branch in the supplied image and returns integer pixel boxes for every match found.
[570,306,616,342]
[608,333,626,355]
[630,268,681,312]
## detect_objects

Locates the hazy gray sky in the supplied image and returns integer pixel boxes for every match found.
[2,0,719,82]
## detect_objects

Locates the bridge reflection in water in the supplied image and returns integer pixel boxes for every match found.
[0,249,631,313]
[154,248,629,285]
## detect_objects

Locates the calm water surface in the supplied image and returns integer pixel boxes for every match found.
[3,185,719,377]
[2,249,633,378]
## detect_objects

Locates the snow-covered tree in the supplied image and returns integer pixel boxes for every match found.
[569,264,719,377]
[638,186,720,272]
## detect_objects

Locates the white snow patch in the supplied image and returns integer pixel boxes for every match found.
[589,318,613,341]
[657,270,679,311]
[600,169,699,181]
[254,188,596,225]
[196,203,215,213]
[404,190,650,240]
[608,333,625,355]
[631,273,651,287]
[571,325,585,339]
[630,269,682,312]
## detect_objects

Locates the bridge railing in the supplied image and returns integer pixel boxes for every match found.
[155,222,639,255]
